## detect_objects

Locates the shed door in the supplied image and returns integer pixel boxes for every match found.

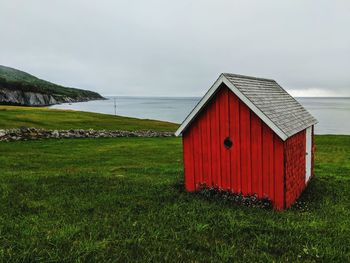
[305,126,312,183]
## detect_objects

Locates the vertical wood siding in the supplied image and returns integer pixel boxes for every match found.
[200,110,210,186]
[284,130,306,208]
[183,128,194,191]
[229,91,241,193]
[311,125,315,179]
[219,88,230,189]
[210,92,220,186]
[182,86,285,209]
[240,100,251,195]
[250,113,263,197]
[262,125,273,199]
[274,136,285,209]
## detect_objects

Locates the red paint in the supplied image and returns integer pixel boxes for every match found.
[209,94,220,187]
[228,92,241,193]
[193,122,201,190]
[274,135,285,210]
[250,113,263,197]
[240,101,251,194]
[218,88,230,190]
[183,129,194,191]
[262,126,273,198]
[182,85,314,210]
[311,125,315,180]
[200,110,210,186]
[284,130,307,208]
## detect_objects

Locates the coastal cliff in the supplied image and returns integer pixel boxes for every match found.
[0,65,104,106]
[0,87,103,106]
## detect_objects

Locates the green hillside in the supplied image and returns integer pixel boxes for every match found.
[0,65,104,101]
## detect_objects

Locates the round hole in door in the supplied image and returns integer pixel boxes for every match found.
[224,137,233,149]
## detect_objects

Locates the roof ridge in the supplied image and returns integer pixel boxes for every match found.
[273,81,315,119]
[223,73,276,82]
[176,73,318,139]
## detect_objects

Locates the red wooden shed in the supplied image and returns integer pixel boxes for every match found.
[175,73,318,210]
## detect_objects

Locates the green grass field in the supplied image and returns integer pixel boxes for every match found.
[0,106,178,131]
[0,107,349,261]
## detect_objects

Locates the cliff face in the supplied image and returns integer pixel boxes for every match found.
[0,87,101,106]
[0,65,105,106]
[0,87,57,106]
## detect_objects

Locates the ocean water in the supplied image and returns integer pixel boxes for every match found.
[50,97,350,135]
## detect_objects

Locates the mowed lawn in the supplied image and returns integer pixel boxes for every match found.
[0,106,178,131]
[0,135,349,262]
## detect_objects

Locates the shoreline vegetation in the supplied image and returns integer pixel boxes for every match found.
[0,65,105,106]
[0,106,349,261]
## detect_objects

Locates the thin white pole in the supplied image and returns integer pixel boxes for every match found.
[114,97,117,116]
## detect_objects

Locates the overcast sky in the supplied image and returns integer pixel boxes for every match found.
[1,0,349,97]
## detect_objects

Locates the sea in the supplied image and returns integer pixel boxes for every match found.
[50,97,350,135]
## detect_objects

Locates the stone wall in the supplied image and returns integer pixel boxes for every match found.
[0,127,174,142]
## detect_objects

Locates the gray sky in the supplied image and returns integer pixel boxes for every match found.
[1,0,349,97]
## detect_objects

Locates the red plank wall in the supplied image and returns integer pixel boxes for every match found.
[311,125,315,181]
[284,130,306,208]
[182,86,285,209]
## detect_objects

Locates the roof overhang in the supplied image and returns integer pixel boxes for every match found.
[175,74,290,141]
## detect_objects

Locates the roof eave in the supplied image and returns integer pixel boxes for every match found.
[222,77,289,141]
[175,74,226,136]
[175,74,289,141]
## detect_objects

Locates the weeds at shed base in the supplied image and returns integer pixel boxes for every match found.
[197,184,273,209]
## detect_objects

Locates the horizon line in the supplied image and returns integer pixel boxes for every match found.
[101,95,350,99]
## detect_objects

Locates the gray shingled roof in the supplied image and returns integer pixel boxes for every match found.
[223,73,318,138]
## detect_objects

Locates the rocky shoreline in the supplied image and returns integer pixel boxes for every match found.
[0,87,105,106]
[0,127,175,142]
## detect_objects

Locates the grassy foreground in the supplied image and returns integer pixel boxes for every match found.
[0,106,178,131]
[0,135,349,262]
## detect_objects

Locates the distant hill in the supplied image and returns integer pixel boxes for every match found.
[0,65,105,106]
